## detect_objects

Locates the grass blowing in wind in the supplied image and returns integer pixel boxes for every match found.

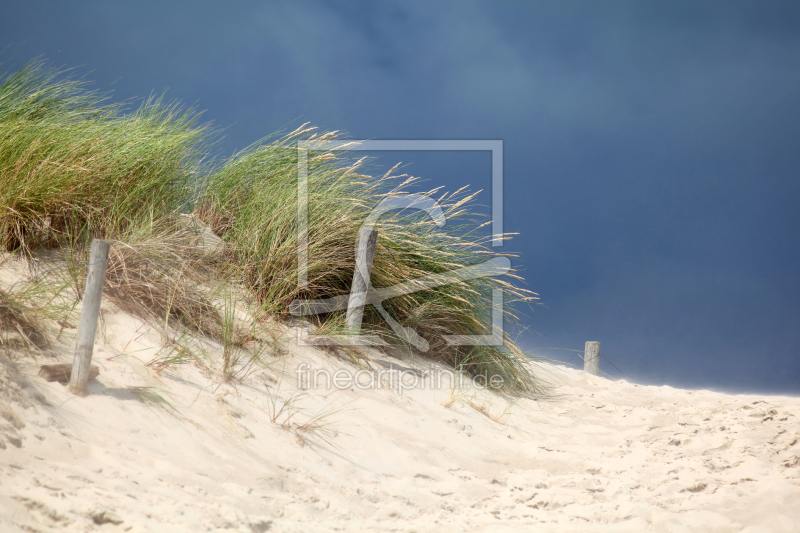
[0,57,545,395]
[0,57,212,253]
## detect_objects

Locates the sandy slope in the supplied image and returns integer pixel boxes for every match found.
[1,288,799,532]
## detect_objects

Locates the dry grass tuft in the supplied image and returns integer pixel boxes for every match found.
[100,226,223,339]
[0,289,49,352]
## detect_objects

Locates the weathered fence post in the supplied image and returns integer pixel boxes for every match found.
[584,341,601,376]
[68,239,110,396]
[346,228,378,333]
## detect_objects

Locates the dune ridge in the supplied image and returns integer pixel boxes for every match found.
[0,259,798,532]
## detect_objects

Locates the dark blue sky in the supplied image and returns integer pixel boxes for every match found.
[3,1,799,394]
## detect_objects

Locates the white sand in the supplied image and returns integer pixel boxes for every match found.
[1,271,799,531]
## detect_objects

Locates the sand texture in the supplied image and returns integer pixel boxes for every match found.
[0,277,799,532]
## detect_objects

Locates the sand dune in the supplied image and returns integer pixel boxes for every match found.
[1,293,799,532]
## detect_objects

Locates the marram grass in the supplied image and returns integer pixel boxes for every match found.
[0,58,212,251]
[0,58,544,395]
[199,129,542,393]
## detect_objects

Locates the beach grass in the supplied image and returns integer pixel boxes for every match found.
[0,58,544,395]
[0,58,212,253]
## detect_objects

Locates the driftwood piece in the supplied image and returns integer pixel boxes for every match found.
[39,363,100,383]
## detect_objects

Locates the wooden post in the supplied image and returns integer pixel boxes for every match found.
[584,341,600,376]
[68,239,110,396]
[346,228,378,333]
